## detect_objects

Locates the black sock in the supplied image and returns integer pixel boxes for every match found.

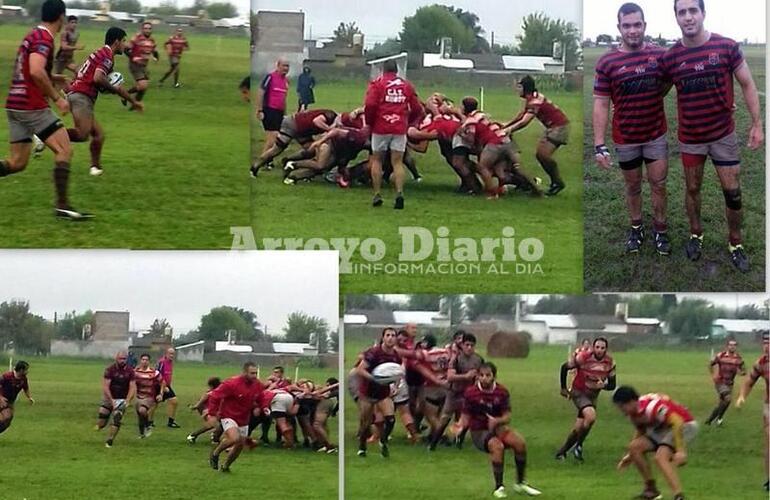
[576,425,592,447]
[514,454,526,484]
[53,162,70,208]
[716,400,730,420]
[138,415,145,433]
[457,426,469,443]
[706,405,721,423]
[492,461,504,489]
[382,416,395,443]
[0,160,9,177]
[168,417,174,424]
[558,429,579,455]
[137,90,146,101]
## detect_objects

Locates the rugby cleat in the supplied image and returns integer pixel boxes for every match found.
[283,177,295,185]
[105,439,113,448]
[572,444,584,462]
[394,195,404,210]
[55,206,94,221]
[555,452,567,461]
[729,244,749,273]
[209,454,219,470]
[372,193,383,207]
[144,427,152,438]
[492,486,508,498]
[219,466,230,473]
[379,441,390,458]
[684,234,703,261]
[283,161,296,172]
[357,448,366,457]
[636,488,662,500]
[167,421,181,429]
[652,230,671,256]
[512,482,542,496]
[186,434,196,444]
[625,225,644,254]
[89,165,104,176]
[249,165,260,178]
[545,182,565,196]
[715,418,723,427]
[326,447,338,454]
[32,135,45,158]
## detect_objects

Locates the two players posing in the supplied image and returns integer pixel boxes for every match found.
[593,0,763,271]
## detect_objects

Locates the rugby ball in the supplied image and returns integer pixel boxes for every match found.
[372,362,404,385]
[107,71,124,87]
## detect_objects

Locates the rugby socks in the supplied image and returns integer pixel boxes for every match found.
[706,404,721,424]
[492,461,504,489]
[90,138,103,167]
[537,156,563,185]
[136,90,146,102]
[0,160,9,177]
[514,453,526,484]
[716,400,731,420]
[382,415,396,443]
[557,429,579,455]
[53,162,70,208]
[575,425,593,447]
[652,221,668,233]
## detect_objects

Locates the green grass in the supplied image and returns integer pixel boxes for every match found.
[250,80,583,294]
[583,45,766,291]
[0,24,250,248]
[0,356,338,500]
[344,339,768,500]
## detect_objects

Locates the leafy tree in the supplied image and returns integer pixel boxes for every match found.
[366,38,403,59]
[110,0,142,13]
[516,12,581,70]
[628,296,664,318]
[445,6,489,53]
[492,43,516,56]
[0,301,52,354]
[150,1,181,15]
[196,306,256,342]
[346,295,387,310]
[440,295,465,325]
[231,307,264,337]
[0,301,31,351]
[206,2,237,20]
[532,295,620,315]
[406,295,441,310]
[283,312,330,353]
[666,300,717,341]
[735,304,767,320]
[596,34,614,44]
[148,318,171,337]
[465,295,518,320]
[333,21,363,47]
[400,5,475,54]
[55,310,93,340]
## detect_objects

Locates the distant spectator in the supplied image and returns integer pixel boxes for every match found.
[297,66,316,112]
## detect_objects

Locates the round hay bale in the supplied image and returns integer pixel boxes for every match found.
[486,330,530,358]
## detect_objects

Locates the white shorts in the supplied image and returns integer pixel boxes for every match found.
[270,391,294,414]
[220,418,248,438]
[371,133,407,153]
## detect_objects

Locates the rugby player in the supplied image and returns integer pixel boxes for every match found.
[207,362,264,472]
[463,362,541,497]
[705,338,745,426]
[250,108,337,177]
[736,330,769,491]
[125,22,158,104]
[503,75,570,196]
[429,332,484,450]
[364,59,424,209]
[66,26,143,177]
[0,361,34,435]
[159,27,189,88]
[312,378,339,453]
[255,58,290,167]
[97,351,136,448]
[1,0,93,220]
[661,0,763,271]
[614,387,698,500]
[54,15,83,75]
[150,347,180,428]
[133,353,163,438]
[556,337,616,461]
[594,2,671,254]
[257,386,297,448]
[187,376,222,444]
[414,335,451,444]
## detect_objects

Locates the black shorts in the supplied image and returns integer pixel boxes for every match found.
[297,399,317,417]
[162,386,176,401]
[262,107,284,132]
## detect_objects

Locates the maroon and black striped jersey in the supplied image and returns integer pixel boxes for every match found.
[660,33,745,144]
[69,45,114,100]
[594,44,668,145]
[6,26,55,111]
[710,350,745,386]
[0,371,28,404]
[165,35,189,58]
[463,382,510,431]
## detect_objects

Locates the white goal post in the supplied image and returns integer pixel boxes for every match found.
[366,52,409,80]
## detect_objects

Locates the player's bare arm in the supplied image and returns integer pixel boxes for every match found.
[592,96,612,169]
[126,380,136,404]
[94,69,142,112]
[734,62,764,150]
[355,360,375,381]
[102,378,113,405]
[736,372,757,407]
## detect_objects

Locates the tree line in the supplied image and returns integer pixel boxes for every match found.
[6,0,239,20]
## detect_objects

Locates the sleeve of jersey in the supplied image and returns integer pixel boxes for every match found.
[501,390,511,412]
[32,37,53,58]
[363,82,380,129]
[730,41,745,72]
[593,59,611,97]
[98,56,113,74]
[260,74,271,91]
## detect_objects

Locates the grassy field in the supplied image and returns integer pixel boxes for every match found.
[583,45,766,292]
[250,79,583,294]
[344,338,768,500]
[0,24,250,248]
[0,355,338,500]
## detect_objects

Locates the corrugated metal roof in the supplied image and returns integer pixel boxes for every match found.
[522,314,577,328]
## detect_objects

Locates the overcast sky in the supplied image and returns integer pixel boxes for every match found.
[243,0,581,47]
[0,251,338,336]
[584,0,766,43]
[380,294,768,312]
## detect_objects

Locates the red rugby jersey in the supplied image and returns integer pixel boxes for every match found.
[419,347,450,387]
[524,92,569,128]
[6,26,55,111]
[572,350,615,392]
[594,44,668,145]
[207,375,264,426]
[710,351,745,386]
[129,33,157,65]
[0,371,28,404]
[364,72,424,135]
[660,33,744,144]
[294,109,334,136]
[340,111,365,129]
[632,393,694,430]
[165,35,189,57]
[69,45,114,100]
[463,382,511,431]
[420,114,461,142]
[749,354,769,402]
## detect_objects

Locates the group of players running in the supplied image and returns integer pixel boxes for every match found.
[1,0,190,219]
[251,58,571,209]
[350,326,769,499]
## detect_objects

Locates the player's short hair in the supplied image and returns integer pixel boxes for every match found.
[593,336,609,348]
[380,327,396,342]
[207,377,221,389]
[140,352,150,359]
[617,2,644,22]
[479,361,497,378]
[397,329,409,337]
[14,360,29,372]
[421,334,437,349]
[41,0,66,22]
[462,333,477,345]
[674,0,704,12]
[326,377,338,385]
[383,59,398,74]
[273,366,284,374]
[67,15,78,22]
[322,110,338,123]
[453,329,466,340]
[105,27,127,46]
[519,75,537,95]
[612,386,639,404]
[243,361,257,371]
[239,76,250,90]
[461,96,478,114]
[142,21,152,28]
